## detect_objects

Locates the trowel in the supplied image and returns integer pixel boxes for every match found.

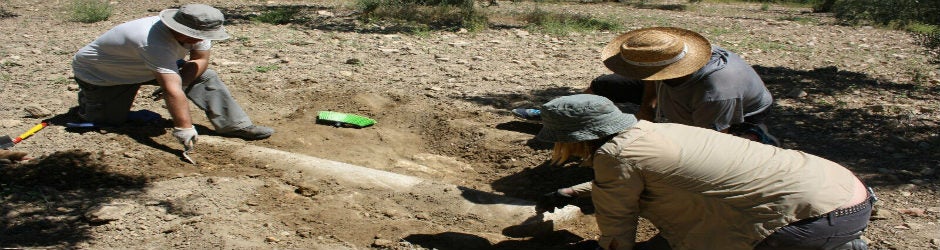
[1,122,48,149]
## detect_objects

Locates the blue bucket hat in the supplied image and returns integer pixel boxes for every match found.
[536,94,638,143]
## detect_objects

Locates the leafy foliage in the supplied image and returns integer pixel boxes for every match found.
[356,0,488,32]
[251,7,302,25]
[68,0,111,23]
[523,7,621,36]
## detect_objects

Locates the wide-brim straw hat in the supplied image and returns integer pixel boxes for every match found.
[536,94,638,143]
[159,4,230,40]
[602,27,711,81]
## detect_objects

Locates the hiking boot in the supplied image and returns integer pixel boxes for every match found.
[830,238,868,250]
[221,125,274,140]
[511,108,542,121]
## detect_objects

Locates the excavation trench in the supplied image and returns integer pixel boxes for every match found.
[200,136,583,239]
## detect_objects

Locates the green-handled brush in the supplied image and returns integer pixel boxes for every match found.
[316,111,376,128]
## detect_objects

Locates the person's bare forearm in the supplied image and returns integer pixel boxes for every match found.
[178,58,209,85]
[164,89,192,128]
[154,72,193,128]
[180,50,211,85]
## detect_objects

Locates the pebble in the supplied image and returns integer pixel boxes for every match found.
[0,119,23,128]
[786,88,807,98]
[85,202,135,223]
[373,239,395,248]
[896,208,926,216]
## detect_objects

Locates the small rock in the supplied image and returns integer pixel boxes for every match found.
[316,10,334,17]
[372,239,395,248]
[415,213,430,220]
[85,203,135,223]
[0,119,22,128]
[265,236,279,243]
[344,58,362,65]
[903,222,923,229]
[896,208,926,216]
[787,88,808,98]
[122,151,143,159]
[448,41,470,47]
[870,207,896,220]
[67,84,80,91]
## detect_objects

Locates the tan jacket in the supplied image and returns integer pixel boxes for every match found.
[593,121,858,250]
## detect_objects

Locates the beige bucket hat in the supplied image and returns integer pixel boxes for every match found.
[159,4,230,40]
[602,27,711,81]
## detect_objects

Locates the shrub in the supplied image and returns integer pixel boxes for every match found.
[254,65,280,73]
[827,0,938,27]
[68,0,111,23]
[252,7,301,25]
[356,0,488,32]
[523,7,621,36]
[824,0,939,61]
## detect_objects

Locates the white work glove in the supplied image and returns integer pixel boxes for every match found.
[172,126,198,149]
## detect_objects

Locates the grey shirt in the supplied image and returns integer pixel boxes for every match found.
[656,47,773,131]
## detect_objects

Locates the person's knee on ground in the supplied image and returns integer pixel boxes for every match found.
[77,81,141,126]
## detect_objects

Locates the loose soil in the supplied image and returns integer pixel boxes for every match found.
[1,0,939,249]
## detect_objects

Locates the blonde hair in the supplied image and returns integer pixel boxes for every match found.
[550,141,597,166]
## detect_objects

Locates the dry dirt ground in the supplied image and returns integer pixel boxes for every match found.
[2,0,940,249]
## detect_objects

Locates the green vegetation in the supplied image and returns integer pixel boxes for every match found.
[824,0,939,60]
[522,7,621,36]
[356,0,488,32]
[254,65,280,73]
[252,7,302,25]
[67,0,112,23]
[52,77,70,85]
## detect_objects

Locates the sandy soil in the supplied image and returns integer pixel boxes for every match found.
[1,0,939,249]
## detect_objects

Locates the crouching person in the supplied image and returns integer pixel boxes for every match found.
[535,94,872,250]
[72,4,274,150]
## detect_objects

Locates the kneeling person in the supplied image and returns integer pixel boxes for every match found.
[536,94,872,250]
[72,4,274,149]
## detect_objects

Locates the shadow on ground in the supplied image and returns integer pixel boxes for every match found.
[217,3,538,35]
[478,65,939,196]
[755,65,939,185]
[403,230,590,250]
[0,150,148,248]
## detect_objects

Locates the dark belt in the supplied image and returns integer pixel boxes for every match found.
[822,187,877,218]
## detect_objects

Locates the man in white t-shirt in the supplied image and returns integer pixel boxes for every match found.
[72,4,274,150]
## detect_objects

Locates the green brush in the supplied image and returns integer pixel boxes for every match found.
[316,111,376,128]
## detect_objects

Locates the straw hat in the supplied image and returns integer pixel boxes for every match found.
[536,94,638,143]
[159,4,230,40]
[602,27,711,81]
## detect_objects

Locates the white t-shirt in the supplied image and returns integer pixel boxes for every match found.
[72,16,212,86]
